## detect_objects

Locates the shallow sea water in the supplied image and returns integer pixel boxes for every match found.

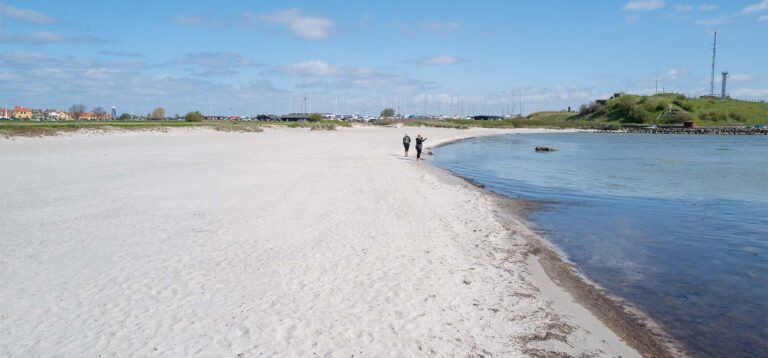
[432,132,768,357]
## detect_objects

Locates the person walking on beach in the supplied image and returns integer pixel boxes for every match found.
[402,134,411,157]
[415,134,427,161]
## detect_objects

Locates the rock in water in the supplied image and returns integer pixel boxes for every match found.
[535,146,558,152]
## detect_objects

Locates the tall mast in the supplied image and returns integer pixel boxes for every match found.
[710,31,717,96]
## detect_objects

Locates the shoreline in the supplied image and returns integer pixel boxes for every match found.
[492,195,687,358]
[0,127,674,356]
[424,135,688,358]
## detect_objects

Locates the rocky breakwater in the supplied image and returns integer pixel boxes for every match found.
[618,127,768,135]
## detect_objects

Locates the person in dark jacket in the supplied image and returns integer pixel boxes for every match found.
[415,134,427,160]
[402,134,411,157]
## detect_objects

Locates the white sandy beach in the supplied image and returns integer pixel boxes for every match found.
[0,126,639,357]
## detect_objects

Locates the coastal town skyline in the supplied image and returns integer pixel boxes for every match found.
[1,0,767,116]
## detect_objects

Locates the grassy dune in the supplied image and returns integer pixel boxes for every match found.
[577,93,768,126]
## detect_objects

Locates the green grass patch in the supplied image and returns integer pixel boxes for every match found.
[578,94,767,126]
[374,116,617,130]
[0,119,352,137]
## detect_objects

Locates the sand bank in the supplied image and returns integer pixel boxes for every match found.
[1,126,640,356]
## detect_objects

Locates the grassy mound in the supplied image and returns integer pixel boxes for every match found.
[577,93,767,126]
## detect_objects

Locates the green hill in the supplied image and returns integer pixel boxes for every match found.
[573,93,768,126]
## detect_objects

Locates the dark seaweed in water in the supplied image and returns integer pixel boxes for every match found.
[431,133,768,358]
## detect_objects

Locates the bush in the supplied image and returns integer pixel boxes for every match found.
[594,103,608,115]
[728,112,747,122]
[673,99,694,111]
[150,107,166,120]
[624,105,652,123]
[663,111,692,124]
[656,100,670,111]
[615,96,635,114]
[644,99,670,112]
[310,122,336,131]
[308,113,324,122]
[700,111,728,122]
[184,111,204,122]
[579,101,606,116]
[213,123,263,133]
[380,108,396,118]
[642,100,656,112]
[613,97,649,123]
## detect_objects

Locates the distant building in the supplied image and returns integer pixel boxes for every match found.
[204,115,229,120]
[46,110,72,121]
[45,110,73,120]
[0,108,12,118]
[256,114,280,121]
[78,112,112,120]
[281,113,312,121]
[12,106,33,119]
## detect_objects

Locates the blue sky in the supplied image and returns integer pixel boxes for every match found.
[1,0,766,116]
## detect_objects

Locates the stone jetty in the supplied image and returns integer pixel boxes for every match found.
[606,127,768,135]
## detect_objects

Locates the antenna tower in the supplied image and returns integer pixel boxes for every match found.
[721,71,728,99]
[709,31,717,96]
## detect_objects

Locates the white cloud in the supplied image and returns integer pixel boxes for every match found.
[424,21,461,34]
[0,32,107,44]
[169,52,256,77]
[659,69,686,81]
[396,20,462,36]
[0,51,285,115]
[278,60,435,94]
[0,72,22,81]
[100,51,144,58]
[740,0,768,15]
[257,9,335,40]
[695,16,730,26]
[676,3,716,12]
[625,14,641,23]
[729,88,768,98]
[419,55,462,66]
[279,60,340,76]
[688,1,764,27]
[172,15,221,27]
[405,86,607,115]
[0,3,55,24]
[623,0,665,11]
[728,74,753,82]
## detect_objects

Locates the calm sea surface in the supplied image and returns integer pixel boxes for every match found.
[431,133,768,357]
